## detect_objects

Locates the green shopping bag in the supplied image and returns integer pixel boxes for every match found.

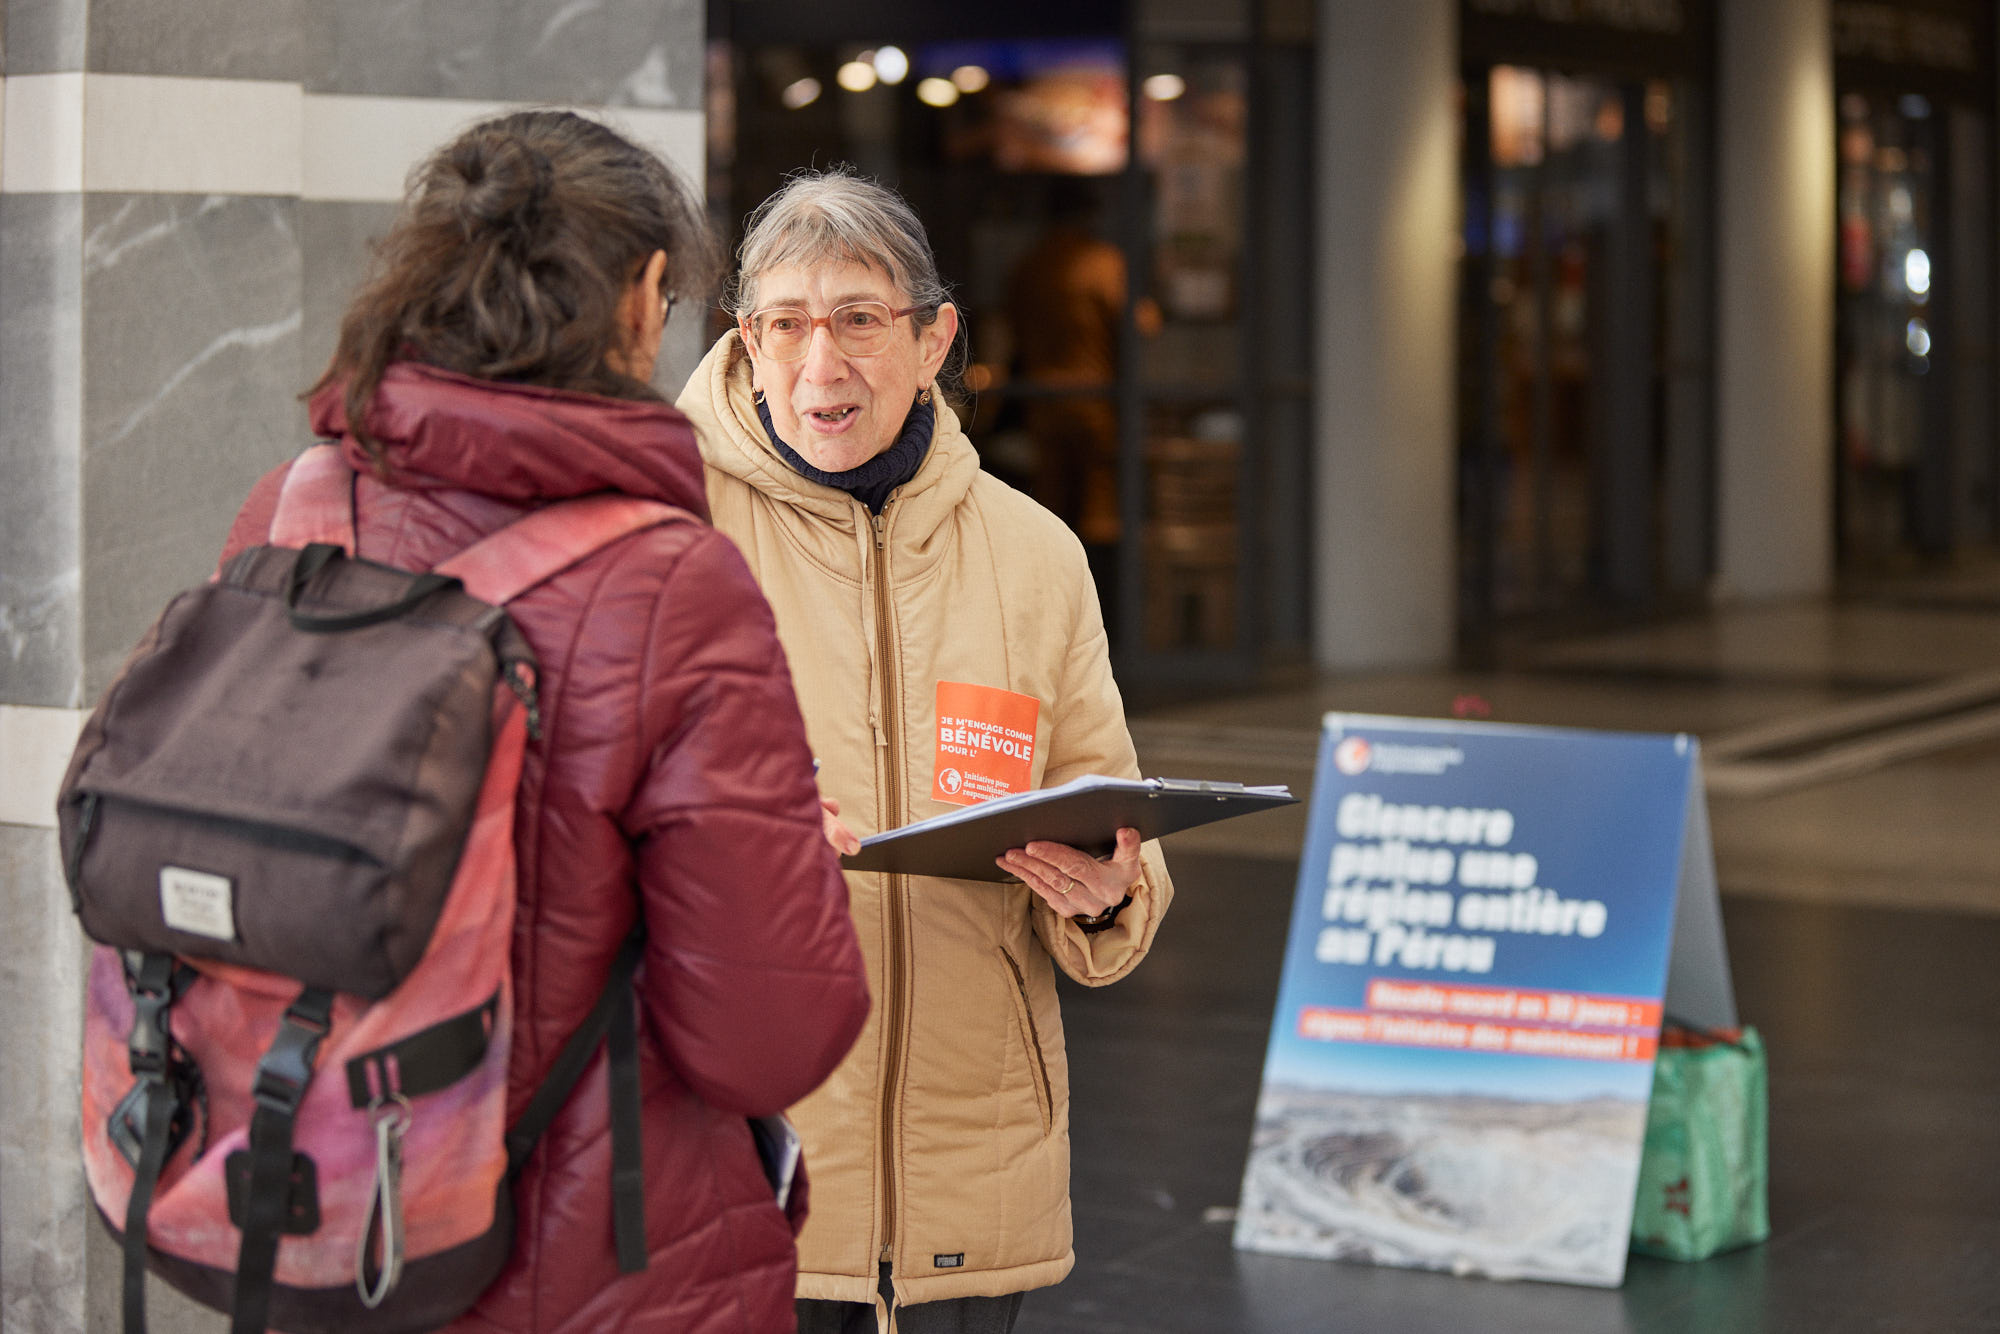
[1630,1023,1770,1261]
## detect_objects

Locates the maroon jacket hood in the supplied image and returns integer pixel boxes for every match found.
[308,362,712,521]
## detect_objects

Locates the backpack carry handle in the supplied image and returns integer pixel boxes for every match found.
[284,544,464,634]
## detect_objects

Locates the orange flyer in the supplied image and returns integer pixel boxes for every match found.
[932,681,1039,806]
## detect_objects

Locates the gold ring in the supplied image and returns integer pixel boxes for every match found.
[1064,877,1079,895]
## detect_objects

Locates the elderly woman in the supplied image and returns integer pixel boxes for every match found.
[679,170,1173,1334]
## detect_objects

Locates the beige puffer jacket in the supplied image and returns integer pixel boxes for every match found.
[679,334,1173,1313]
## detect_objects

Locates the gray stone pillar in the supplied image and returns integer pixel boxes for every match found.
[0,4,704,1328]
[1312,0,1459,670]
[1716,0,1835,599]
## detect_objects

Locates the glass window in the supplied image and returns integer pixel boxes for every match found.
[1460,63,1714,639]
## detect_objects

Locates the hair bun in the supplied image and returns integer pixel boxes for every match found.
[444,134,555,237]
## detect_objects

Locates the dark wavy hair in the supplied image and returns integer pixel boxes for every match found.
[314,109,715,467]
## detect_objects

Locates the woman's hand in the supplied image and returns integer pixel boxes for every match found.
[998,827,1141,919]
[820,794,861,857]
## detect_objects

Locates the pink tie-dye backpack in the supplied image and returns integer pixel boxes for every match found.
[59,445,685,1334]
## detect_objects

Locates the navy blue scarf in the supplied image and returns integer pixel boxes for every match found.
[757,393,934,515]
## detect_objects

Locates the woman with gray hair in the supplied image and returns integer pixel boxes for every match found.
[679,169,1175,1333]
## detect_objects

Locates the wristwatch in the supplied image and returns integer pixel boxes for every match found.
[1075,890,1135,935]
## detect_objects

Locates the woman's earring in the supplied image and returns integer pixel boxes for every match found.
[918,386,933,406]
[753,387,766,405]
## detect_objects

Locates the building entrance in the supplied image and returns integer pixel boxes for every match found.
[1833,0,1999,573]
[1457,2,1716,654]
[706,0,1313,695]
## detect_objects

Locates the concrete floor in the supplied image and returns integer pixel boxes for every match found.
[1019,594,2000,1333]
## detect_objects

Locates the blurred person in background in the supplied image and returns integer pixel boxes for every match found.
[222,110,870,1334]
[678,168,1175,1334]
[1007,177,1125,591]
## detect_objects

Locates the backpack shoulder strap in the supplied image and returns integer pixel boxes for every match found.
[436,495,691,606]
[268,444,687,604]
[267,444,356,553]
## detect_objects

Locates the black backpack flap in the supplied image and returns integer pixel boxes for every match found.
[60,545,535,1000]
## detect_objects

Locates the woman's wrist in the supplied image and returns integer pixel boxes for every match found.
[1075,889,1136,934]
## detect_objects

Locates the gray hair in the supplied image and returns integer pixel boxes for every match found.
[726,169,952,336]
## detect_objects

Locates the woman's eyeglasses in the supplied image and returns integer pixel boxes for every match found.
[744,301,924,361]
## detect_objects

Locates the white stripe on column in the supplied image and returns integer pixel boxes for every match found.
[302,95,703,202]
[302,94,513,203]
[0,705,86,830]
[1,73,86,194]
[89,75,304,195]
[0,75,703,202]
[1,73,302,196]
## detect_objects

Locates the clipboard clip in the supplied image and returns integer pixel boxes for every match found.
[1150,778,1252,798]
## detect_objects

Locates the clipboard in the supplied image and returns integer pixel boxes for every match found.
[840,775,1297,882]
[749,1112,801,1209]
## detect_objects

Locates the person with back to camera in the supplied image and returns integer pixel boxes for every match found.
[677,169,1176,1334]
[218,111,871,1333]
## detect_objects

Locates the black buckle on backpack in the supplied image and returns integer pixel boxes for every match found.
[123,952,187,1081]
[252,993,333,1115]
[115,953,206,1168]
[230,987,335,1334]
[115,951,202,1334]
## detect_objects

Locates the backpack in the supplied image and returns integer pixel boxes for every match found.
[58,444,686,1334]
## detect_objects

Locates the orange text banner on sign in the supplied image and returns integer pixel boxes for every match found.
[933,681,1040,806]
[1297,1006,1659,1063]
[1363,979,1663,1031]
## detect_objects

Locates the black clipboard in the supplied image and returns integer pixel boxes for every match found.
[839,775,1297,882]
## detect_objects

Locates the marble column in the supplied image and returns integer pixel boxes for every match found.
[0,3,704,1329]
[1715,0,1836,599]
[1311,0,1458,671]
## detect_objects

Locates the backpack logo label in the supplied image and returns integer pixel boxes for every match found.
[934,1253,964,1268]
[159,866,236,941]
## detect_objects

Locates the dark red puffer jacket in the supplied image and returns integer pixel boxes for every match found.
[221,363,870,1334]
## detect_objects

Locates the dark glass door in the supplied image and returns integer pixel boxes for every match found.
[709,0,1314,694]
[1113,28,1315,689]
[1835,88,1997,568]
[1459,63,1713,647]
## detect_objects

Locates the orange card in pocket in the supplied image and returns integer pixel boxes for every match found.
[932,681,1040,806]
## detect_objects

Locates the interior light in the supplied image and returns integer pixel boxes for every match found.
[1142,73,1186,102]
[873,46,909,85]
[1905,248,1932,296]
[951,65,990,94]
[1906,318,1932,357]
[781,77,822,110]
[837,61,878,93]
[916,77,960,108]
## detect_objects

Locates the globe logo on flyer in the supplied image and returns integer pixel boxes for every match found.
[939,767,964,796]
[1334,737,1372,775]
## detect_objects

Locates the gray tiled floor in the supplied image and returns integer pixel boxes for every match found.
[1021,593,2000,1333]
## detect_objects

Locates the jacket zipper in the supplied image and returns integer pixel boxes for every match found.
[871,506,909,1276]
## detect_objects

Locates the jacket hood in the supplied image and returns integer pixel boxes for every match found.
[309,362,712,520]
[679,330,979,541]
